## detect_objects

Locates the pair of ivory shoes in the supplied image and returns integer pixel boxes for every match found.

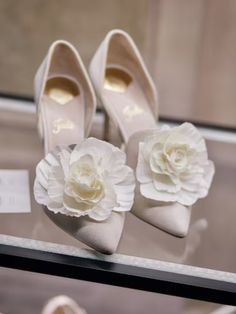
[34,30,214,254]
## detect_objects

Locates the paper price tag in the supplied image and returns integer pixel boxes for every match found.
[0,170,31,213]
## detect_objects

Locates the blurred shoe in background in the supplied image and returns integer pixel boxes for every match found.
[41,295,87,314]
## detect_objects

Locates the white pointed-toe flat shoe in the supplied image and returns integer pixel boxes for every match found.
[34,40,135,254]
[41,295,86,314]
[89,29,215,237]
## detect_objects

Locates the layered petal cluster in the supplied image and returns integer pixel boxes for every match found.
[136,123,215,206]
[34,138,135,221]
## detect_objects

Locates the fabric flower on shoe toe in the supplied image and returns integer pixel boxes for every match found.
[136,123,215,206]
[34,138,135,221]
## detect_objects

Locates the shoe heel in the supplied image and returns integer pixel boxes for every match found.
[97,96,112,141]
[103,109,110,141]
[97,97,122,144]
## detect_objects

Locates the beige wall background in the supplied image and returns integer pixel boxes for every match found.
[0,0,236,127]
[146,0,236,127]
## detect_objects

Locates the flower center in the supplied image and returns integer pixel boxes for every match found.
[165,144,188,172]
[65,154,104,208]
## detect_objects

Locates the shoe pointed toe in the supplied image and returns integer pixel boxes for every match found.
[133,202,191,237]
[45,209,125,254]
[73,212,125,254]
[169,204,192,237]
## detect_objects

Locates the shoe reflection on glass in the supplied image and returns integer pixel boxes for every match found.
[179,218,208,263]
[89,29,215,237]
[41,295,86,314]
[209,305,236,314]
[127,218,208,264]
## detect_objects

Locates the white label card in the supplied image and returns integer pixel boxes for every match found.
[0,170,31,213]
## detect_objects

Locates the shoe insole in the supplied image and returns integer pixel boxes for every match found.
[53,307,65,314]
[41,76,84,153]
[103,66,156,143]
[45,77,79,105]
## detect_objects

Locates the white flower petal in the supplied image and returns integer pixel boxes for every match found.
[136,143,153,183]
[35,159,51,189]
[180,176,202,192]
[70,138,116,167]
[47,166,64,204]
[47,201,68,214]
[99,144,126,170]
[45,151,60,167]
[114,192,134,211]
[142,130,169,161]
[113,201,133,212]
[88,207,112,221]
[100,184,118,209]
[153,174,181,193]
[176,189,198,206]
[175,122,206,152]
[33,179,49,205]
[108,164,130,184]
[113,166,135,212]
[114,184,135,195]
[58,148,71,178]
[203,160,215,189]
[140,182,178,203]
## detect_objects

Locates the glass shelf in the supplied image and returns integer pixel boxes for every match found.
[0,95,235,306]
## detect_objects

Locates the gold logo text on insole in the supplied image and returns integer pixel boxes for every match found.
[123,104,144,121]
[52,118,75,134]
